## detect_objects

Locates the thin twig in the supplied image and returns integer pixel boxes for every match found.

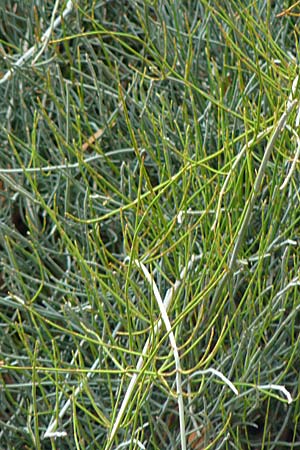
[137,261,186,450]
[212,98,298,305]
[106,255,201,450]
[228,99,298,270]
[31,0,60,65]
[280,125,300,190]
[256,384,292,404]
[0,0,73,85]
[212,126,273,231]
[43,322,122,439]
[189,368,238,396]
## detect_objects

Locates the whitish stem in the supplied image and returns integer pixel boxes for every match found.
[0,1,73,85]
[106,255,201,450]
[213,98,298,304]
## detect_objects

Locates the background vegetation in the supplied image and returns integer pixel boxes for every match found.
[0,1,299,449]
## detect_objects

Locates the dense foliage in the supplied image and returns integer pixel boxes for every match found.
[0,1,299,449]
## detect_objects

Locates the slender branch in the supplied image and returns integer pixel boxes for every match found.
[0,1,73,85]
[106,255,201,450]
[213,99,298,305]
